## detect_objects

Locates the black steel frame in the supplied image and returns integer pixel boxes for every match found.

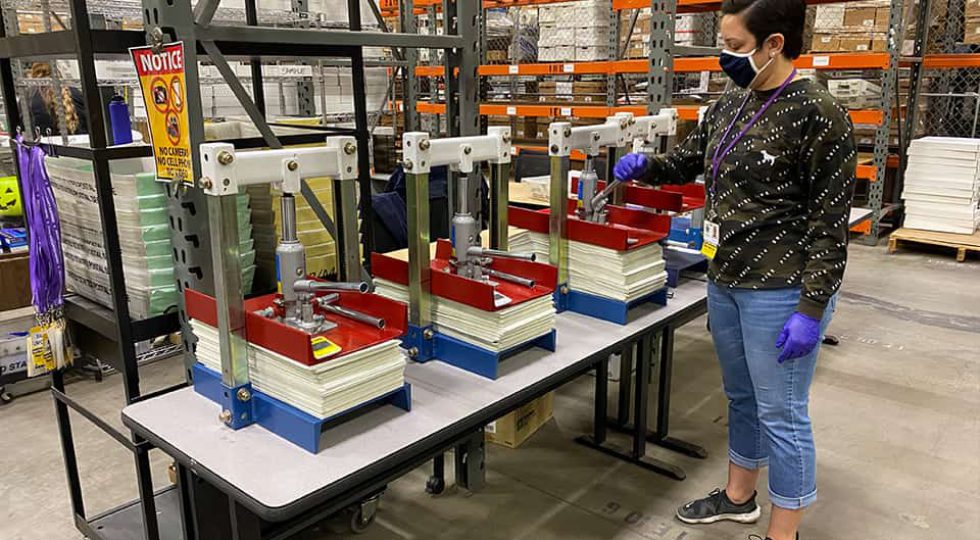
[0,0,475,538]
[0,2,183,540]
[575,293,709,481]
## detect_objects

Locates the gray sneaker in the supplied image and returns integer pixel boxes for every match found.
[676,488,761,524]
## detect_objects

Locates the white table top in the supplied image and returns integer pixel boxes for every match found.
[122,280,708,518]
[850,207,874,227]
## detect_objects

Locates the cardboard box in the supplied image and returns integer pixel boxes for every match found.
[573,80,608,103]
[576,26,609,47]
[810,34,841,53]
[539,81,575,101]
[829,78,882,98]
[838,34,873,52]
[539,46,575,62]
[0,253,31,311]
[486,392,554,448]
[967,0,980,19]
[966,18,980,45]
[814,5,846,31]
[874,7,891,32]
[829,78,882,109]
[843,6,878,30]
[486,50,508,63]
[575,46,610,61]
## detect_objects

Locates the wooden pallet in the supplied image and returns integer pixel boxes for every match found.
[887,228,980,262]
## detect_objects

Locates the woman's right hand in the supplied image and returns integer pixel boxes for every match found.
[613,153,649,182]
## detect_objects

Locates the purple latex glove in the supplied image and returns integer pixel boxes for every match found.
[775,312,821,363]
[613,152,649,181]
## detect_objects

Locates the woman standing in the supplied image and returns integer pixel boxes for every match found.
[614,1,856,539]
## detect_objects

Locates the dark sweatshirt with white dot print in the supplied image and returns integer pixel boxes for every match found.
[640,79,856,318]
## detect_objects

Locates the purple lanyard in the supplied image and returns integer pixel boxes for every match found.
[710,69,797,195]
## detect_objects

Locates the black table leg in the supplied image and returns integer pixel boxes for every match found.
[616,344,633,428]
[594,357,609,445]
[574,357,609,449]
[576,332,686,481]
[230,501,263,540]
[649,327,708,459]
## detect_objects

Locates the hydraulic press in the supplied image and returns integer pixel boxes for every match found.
[508,112,674,324]
[372,127,558,379]
[185,137,411,452]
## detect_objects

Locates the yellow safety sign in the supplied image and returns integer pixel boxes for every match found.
[130,42,193,184]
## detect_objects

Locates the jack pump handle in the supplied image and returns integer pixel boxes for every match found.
[294,280,370,294]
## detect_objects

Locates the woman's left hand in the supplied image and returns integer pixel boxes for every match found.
[775,312,821,363]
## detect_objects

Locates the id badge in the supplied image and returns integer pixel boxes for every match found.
[701,220,720,260]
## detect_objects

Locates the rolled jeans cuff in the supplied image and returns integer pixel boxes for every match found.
[729,448,768,470]
[770,488,818,510]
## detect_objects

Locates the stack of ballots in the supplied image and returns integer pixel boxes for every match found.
[44,155,256,319]
[374,280,555,353]
[373,230,556,353]
[508,229,668,303]
[902,137,980,235]
[192,319,406,419]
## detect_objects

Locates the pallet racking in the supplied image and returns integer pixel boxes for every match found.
[391,0,939,244]
[0,0,473,538]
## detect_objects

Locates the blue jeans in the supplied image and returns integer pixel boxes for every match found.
[707,281,836,510]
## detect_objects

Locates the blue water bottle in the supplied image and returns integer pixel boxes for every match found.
[108,94,133,145]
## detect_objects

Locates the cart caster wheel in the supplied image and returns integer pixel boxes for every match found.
[347,494,380,534]
[426,475,445,495]
[0,391,13,406]
[823,335,840,346]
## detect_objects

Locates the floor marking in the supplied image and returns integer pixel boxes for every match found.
[840,291,980,334]
[375,516,417,539]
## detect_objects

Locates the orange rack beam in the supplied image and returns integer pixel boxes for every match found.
[416,53,891,77]
[921,54,980,69]
[418,102,883,126]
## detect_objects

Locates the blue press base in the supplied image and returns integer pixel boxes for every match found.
[669,218,704,250]
[665,248,709,288]
[192,363,412,453]
[403,325,558,380]
[566,287,669,325]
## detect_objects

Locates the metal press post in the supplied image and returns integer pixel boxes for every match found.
[209,195,248,391]
[607,145,625,206]
[549,123,572,297]
[201,144,250,428]
[403,133,433,345]
[334,145,361,282]
[490,161,511,251]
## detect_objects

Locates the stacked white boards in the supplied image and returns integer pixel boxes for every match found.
[903,137,980,235]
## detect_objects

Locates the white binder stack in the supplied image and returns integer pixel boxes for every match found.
[192,320,406,419]
[373,280,556,353]
[903,137,980,235]
[509,229,668,302]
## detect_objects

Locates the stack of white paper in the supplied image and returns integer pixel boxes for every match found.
[510,230,668,302]
[45,155,256,318]
[902,137,980,235]
[374,280,556,352]
[192,320,406,419]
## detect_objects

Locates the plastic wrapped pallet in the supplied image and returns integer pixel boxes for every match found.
[44,155,256,318]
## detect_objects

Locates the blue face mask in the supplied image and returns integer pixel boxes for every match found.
[719,47,774,89]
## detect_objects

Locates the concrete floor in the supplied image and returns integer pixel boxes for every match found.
[1,243,978,540]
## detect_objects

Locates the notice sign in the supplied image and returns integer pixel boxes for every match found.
[130,42,192,183]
